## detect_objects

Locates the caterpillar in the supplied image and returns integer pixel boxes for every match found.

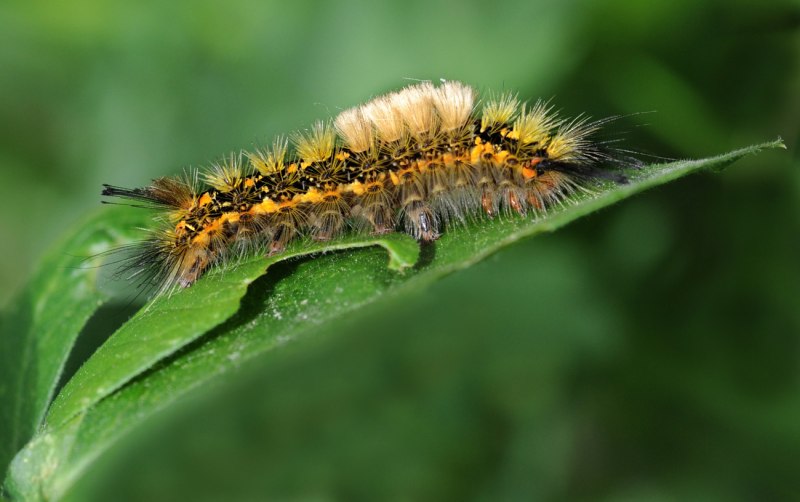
[102,80,636,295]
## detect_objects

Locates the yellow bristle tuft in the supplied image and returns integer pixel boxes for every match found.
[292,121,336,164]
[511,100,558,145]
[334,106,374,153]
[481,92,520,132]
[433,80,475,132]
[204,153,244,192]
[361,95,405,143]
[546,116,601,162]
[248,136,289,174]
[391,82,437,137]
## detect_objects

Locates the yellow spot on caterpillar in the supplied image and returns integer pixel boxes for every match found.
[280,199,299,210]
[470,144,483,164]
[254,199,278,214]
[323,190,341,202]
[471,141,494,164]
[348,180,366,196]
[301,188,324,204]
[192,231,211,247]
[521,158,544,179]
[220,212,240,224]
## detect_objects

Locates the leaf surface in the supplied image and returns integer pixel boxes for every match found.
[0,208,150,477]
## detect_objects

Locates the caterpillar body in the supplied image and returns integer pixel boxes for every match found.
[102,81,635,294]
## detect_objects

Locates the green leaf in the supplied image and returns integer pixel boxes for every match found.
[45,232,420,428]
[4,140,785,500]
[0,208,151,478]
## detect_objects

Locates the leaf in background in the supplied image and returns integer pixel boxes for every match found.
[0,208,151,478]
[4,141,785,500]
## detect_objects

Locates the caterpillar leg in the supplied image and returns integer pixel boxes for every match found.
[401,200,439,241]
[508,191,525,216]
[368,209,395,235]
[174,247,211,288]
[481,189,496,218]
[268,224,297,255]
[309,195,349,241]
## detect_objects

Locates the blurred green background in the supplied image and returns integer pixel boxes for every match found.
[2,0,799,499]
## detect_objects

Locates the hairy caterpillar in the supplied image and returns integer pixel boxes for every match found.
[102,80,636,295]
